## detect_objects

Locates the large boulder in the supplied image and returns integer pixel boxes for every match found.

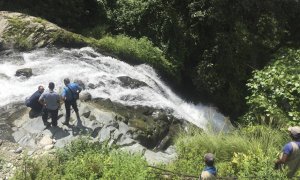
[91,98,185,149]
[0,11,89,51]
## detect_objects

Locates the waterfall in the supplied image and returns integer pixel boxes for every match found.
[0,47,231,131]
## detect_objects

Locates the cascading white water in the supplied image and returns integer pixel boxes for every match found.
[0,47,231,131]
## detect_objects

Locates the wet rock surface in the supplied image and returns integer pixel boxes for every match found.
[117,76,148,89]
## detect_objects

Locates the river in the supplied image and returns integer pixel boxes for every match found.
[0,47,231,131]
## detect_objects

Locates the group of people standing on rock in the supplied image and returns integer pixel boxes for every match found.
[26,78,82,128]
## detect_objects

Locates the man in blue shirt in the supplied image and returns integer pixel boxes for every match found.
[275,126,300,178]
[199,153,217,180]
[26,85,44,118]
[61,78,82,125]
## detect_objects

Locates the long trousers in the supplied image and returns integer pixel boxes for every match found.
[65,100,78,122]
[42,108,58,126]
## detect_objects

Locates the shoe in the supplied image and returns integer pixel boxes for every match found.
[44,122,51,129]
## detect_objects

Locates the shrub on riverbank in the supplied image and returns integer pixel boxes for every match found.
[244,48,300,126]
[167,125,289,179]
[97,35,179,82]
[13,138,156,180]
[13,125,296,179]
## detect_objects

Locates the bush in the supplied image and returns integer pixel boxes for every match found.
[102,150,154,179]
[244,48,300,126]
[167,125,288,178]
[97,35,179,82]
[225,150,288,179]
[13,138,156,180]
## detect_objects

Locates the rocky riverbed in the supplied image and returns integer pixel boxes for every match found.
[0,93,183,179]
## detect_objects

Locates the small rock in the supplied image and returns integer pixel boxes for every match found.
[15,68,32,78]
[52,139,57,144]
[27,150,35,156]
[82,111,91,118]
[12,127,18,131]
[6,163,12,168]
[44,144,54,150]
[89,115,96,121]
[80,92,92,102]
[74,79,85,90]
[87,83,96,89]
[39,135,53,146]
[14,147,23,153]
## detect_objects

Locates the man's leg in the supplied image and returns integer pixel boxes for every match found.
[63,101,71,125]
[50,109,58,127]
[71,100,80,120]
[42,108,50,127]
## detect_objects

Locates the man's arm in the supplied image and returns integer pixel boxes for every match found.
[275,143,292,169]
[61,88,67,101]
[276,154,288,164]
[38,93,45,106]
[56,94,61,108]
[275,154,288,169]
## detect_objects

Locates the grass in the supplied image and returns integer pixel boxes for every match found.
[11,125,292,179]
[166,125,289,178]
[12,138,157,180]
[97,35,179,82]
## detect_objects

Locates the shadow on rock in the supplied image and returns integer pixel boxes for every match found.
[46,126,70,141]
[66,118,93,137]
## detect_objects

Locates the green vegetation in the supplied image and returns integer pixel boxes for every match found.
[3,17,33,50]
[166,125,289,179]
[102,0,300,118]
[244,49,300,126]
[97,35,179,81]
[12,126,297,179]
[1,1,300,178]
[13,138,157,180]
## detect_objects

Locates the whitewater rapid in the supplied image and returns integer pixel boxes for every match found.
[0,47,231,131]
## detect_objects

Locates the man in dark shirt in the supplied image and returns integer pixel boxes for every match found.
[26,85,44,118]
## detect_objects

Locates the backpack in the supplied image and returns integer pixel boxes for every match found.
[67,86,79,100]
